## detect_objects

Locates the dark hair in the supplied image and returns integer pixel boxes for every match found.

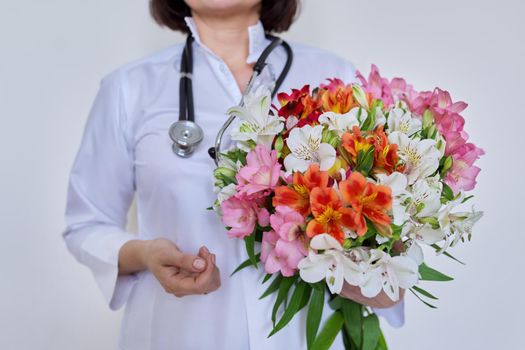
[149,0,300,33]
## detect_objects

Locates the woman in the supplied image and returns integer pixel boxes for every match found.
[62,1,404,349]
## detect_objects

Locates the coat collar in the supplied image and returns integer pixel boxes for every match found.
[183,16,268,64]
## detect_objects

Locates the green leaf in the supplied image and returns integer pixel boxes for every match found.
[271,275,298,325]
[230,253,261,276]
[259,274,283,300]
[441,183,454,201]
[262,273,273,284]
[355,146,375,176]
[375,329,388,350]
[311,311,344,350]
[419,263,454,281]
[430,244,465,265]
[244,234,257,267]
[362,313,380,350]
[341,299,362,349]
[412,286,439,300]
[461,195,474,204]
[328,296,342,311]
[409,289,437,309]
[269,280,308,337]
[299,284,313,310]
[306,287,325,349]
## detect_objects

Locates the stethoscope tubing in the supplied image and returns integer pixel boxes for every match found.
[171,32,293,161]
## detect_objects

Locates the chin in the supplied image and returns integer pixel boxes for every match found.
[185,0,261,16]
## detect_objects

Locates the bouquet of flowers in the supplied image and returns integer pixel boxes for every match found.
[211,65,484,350]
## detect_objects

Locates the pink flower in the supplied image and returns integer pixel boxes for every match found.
[409,88,468,129]
[356,64,394,107]
[444,142,485,193]
[221,197,270,239]
[260,206,308,277]
[236,144,282,198]
[356,65,416,108]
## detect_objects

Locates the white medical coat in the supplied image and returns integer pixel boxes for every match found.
[62,17,404,350]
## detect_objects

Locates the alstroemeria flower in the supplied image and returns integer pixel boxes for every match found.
[318,78,359,114]
[277,84,322,124]
[402,222,445,265]
[306,186,356,244]
[407,177,442,218]
[387,108,421,136]
[388,131,441,185]
[436,203,483,253]
[236,144,281,198]
[376,172,409,225]
[260,206,308,276]
[298,234,364,294]
[360,249,419,302]
[444,142,484,193]
[339,171,393,237]
[213,183,237,211]
[318,110,359,136]
[284,124,336,173]
[221,197,269,239]
[229,86,284,151]
[372,126,399,174]
[273,163,329,217]
[341,126,375,164]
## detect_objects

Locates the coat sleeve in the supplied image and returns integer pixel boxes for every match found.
[62,71,140,310]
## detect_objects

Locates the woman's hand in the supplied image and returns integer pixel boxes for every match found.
[339,282,404,309]
[144,238,221,297]
[119,238,221,297]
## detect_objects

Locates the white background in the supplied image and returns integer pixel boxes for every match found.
[1,0,524,349]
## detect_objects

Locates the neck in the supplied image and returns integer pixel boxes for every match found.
[190,9,260,66]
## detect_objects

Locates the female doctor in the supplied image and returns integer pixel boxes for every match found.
[62,0,405,349]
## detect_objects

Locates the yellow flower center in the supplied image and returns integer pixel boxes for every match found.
[293,184,309,198]
[316,206,342,224]
[361,191,378,206]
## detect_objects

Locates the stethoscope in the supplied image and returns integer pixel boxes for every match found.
[168,33,293,164]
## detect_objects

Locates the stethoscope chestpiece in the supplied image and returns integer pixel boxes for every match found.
[169,120,204,158]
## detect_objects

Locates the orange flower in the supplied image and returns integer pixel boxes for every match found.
[341,126,375,164]
[317,78,359,114]
[273,164,329,217]
[372,126,399,174]
[306,187,356,244]
[339,172,392,236]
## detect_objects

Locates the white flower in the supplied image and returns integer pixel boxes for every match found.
[360,249,419,302]
[298,234,365,294]
[387,108,422,136]
[285,116,299,130]
[318,110,359,136]
[436,204,483,252]
[212,183,237,211]
[373,108,387,129]
[402,222,445,265]
[408,178,442,218]
[217,183,236,204]
[388,131,441,184]
[284,125,336,173]
[228,86,284,150]
[376,172,410,225]
[449,208,483,246]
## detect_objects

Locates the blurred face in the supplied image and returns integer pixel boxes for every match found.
[185,0,261,18]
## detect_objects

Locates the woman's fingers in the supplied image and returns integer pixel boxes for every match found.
[169,247,207,273]
[340,283,404,308]
[195,254,221,294]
